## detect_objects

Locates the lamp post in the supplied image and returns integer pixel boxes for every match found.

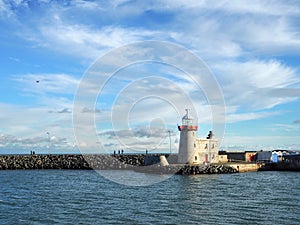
[46,132,50,155]
[168,130,171,154]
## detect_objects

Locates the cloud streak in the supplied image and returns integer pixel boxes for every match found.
[99,127,175,139]
[214,60,300,110]
[48,108,72,114]
[2,0,299,60]
[0,133,68,148]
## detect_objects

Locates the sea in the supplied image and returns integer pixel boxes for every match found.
[0,170,299,225]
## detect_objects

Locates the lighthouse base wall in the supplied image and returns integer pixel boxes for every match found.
[178,130,197,164]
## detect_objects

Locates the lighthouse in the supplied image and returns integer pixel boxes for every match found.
[178,109,198,164]
[177,109,220,165]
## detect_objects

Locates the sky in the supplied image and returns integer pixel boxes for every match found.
[0,0,300,154]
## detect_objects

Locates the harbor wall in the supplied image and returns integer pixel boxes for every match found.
[226,163,262,172]
[4,154,286,174]
[0,154,239,174]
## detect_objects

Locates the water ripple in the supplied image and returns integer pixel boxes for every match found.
[0,170,300,224]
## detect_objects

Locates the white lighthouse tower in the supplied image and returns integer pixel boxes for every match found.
[178,109,198,164]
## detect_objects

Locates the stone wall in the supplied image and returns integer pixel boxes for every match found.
[227,163,262,172]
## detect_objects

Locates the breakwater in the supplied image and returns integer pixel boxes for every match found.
[0,154,145,170]
[0,154,239,174]
[135,164,238,175]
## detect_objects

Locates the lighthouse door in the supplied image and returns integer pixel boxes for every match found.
[205,154,208,163]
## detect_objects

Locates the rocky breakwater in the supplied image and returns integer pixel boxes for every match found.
[0,155,90,170]
[85,154,145,169]
[135,164,238,175]
[0,154,238,175]
[0,154,147,170]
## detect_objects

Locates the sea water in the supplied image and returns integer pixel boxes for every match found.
[0,170,299,225]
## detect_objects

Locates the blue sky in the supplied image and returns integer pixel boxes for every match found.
[0,0,300,154]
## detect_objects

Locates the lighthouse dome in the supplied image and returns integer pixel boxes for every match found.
[182,109,195,125]
[182,113,193,120]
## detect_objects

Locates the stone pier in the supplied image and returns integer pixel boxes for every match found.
[0,154,239,175]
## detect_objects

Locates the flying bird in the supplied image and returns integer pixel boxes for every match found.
[36,80,40,83]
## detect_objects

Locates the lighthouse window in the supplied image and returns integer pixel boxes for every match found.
[195,156,197,161]
[194,143,196,148]
[192,132,195,136]
[212,144,214,148]
[205,144,208,149]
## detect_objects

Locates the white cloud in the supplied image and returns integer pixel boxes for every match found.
[97,126,177,152]
[3,0,299,61]
[269,123,300,132]
[0,0,10,15]
[157,0,300,16]
[48,108,72,114]
[99,126,174,139]
[128,1,298,60]
[213,59,300,110]
[35,23,163,59]
[211,0,300,16]
[222,134,300,148]
[71,0,100,9]
[211,60,300,126]
[226,111,281,124]
[234,18,300,54]
[0,132,73,153]
[0,103,75,150]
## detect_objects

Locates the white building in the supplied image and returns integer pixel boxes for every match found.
[178,109,219,164]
